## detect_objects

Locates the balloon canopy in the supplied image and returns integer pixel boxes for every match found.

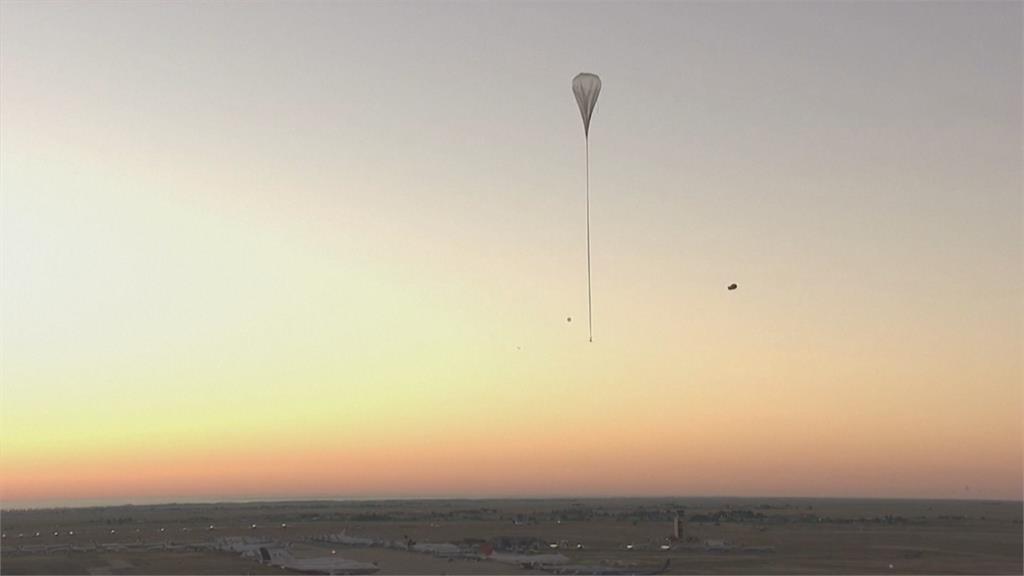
[572,73,602,137]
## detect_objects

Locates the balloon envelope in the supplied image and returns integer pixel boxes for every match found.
[572,73,601,137]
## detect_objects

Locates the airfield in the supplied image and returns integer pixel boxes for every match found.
[1,498,1021,574]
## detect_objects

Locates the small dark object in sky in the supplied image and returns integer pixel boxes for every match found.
[567,316,572,322]
[727,283,738,291]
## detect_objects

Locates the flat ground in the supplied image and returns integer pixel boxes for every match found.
[2,498,1021,574]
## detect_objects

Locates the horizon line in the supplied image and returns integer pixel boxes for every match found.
[4,493,1021,512]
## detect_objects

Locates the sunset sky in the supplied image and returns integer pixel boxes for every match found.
[1,1,1021,508]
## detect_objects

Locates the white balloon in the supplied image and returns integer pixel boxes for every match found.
[572,73,602,138]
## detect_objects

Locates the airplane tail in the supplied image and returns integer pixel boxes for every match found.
[258,547,293,565]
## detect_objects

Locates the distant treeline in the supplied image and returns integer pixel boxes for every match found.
[686,510,918,525]
[93,506,980,527]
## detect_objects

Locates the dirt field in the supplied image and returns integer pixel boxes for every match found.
[2,498,1021,574]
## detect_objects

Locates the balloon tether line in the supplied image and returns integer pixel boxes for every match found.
[586,135,593,343]
[572,72,600,343]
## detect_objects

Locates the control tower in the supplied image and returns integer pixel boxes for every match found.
[672,510,685,541]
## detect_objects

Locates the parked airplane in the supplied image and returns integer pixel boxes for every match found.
[258,547,379,575]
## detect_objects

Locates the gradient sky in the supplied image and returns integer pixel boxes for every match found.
[1,1,1021,508]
